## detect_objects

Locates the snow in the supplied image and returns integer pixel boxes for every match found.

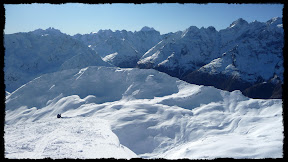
[138,25,222,73]
[73,27,162,67]
[228,18,248,29]
[277,24,283,28]
[4,28,112,92]
[198,51,240,77]
[5,66,283,159]
[138,17,283,84]
[4,17,283,159]
[198,38,283,83]
[5,117,137,159]
[102,52,118,62]
[5,91,11,96]
[5,17,283,99]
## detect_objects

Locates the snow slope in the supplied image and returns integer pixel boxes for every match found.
[4,28,112,92]
[5,66,283,159]
[4,117,137,159]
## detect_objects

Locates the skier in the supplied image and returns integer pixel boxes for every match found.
[57,114,61,118]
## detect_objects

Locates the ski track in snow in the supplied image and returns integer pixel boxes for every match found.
[5,66,283,159]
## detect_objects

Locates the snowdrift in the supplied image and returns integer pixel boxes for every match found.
[5,66,283,159]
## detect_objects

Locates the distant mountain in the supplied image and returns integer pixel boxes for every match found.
[140,26,157,32]
[5,17,283,99]
[137,17,283,99]
[73,28,162,67]
[4,27,112,92]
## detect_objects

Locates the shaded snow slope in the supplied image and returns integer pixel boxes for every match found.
[5,66,283,159]
[4,28,112,92]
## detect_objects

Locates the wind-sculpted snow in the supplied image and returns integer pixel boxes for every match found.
[4,117,137,159]
[5,66,283,159]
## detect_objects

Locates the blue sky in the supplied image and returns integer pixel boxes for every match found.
[4,3,283,35]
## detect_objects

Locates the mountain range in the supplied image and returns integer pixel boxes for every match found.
[4,17,283,99]
[4,27,112,92]
[4,17,284,159]
[76,17,284,99]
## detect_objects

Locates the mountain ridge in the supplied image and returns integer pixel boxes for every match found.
[5,66,283,158]
[136,17,283,99]
[4,28,113,92]
[4,17,283,99]
[4,17,284,158]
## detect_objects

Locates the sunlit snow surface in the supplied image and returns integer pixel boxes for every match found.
[5,66,283,159]
[5,117,137,159]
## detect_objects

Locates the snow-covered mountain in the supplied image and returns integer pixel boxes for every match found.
[5,66,283,159]
[73,27,162,67]
[137,17,283,99]
[137,26,220,76]
[4,27,112,92]
[4,17,283,99]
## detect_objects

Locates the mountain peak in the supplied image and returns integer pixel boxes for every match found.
[229,18,248,28]
[98,29,113,33]
[187,26,199,31]
[207,26,217,32]
[32,27,62,35]
[266,17,282,26]
[140,26,156,32]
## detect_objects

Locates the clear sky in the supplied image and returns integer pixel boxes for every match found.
[4,3,283,35]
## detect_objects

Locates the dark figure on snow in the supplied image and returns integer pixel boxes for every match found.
[57,114,61,118]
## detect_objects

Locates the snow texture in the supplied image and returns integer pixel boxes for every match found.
[5,66,283,159]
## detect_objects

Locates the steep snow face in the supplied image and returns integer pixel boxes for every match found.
[5,66,283,159]
[4,28,112,92]
[73,28,162,67]
[138,17,283,85]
